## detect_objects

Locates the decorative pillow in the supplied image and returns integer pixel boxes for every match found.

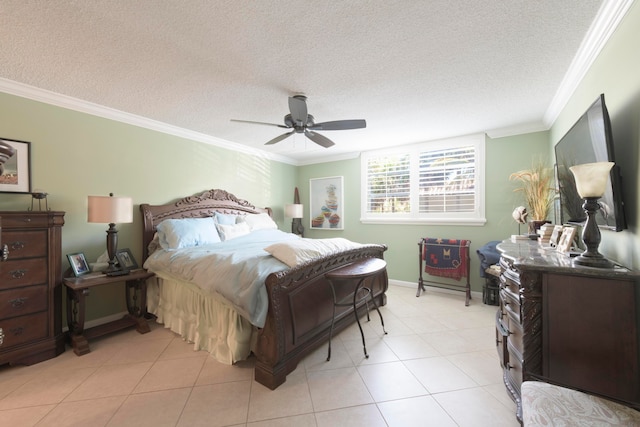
[217,221,251,241]
[214,212,238,225]
[264,238,362,267]
[243,212,278,231]
[156,217,221,249]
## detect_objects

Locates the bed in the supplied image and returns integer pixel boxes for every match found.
[140,189,388,389]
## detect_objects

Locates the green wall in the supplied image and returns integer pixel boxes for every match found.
[0,93,297,320]
[298,132,550,290]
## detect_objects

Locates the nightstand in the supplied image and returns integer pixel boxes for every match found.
[63,269,154,355]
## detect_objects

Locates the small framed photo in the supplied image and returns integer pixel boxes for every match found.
[549,225,564,248]
[67,252,90,277]
[116,248,138,270]
[557,226,577,253]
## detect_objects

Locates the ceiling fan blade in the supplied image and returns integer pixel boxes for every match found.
[231,119,289,129]
[288,96,308,125]
[304,130,335,148]
[265,130,295,145]
[308,119,366,131]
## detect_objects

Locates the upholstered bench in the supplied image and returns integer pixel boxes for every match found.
[521,381,640,426]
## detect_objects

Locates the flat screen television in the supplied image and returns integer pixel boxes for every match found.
[554,93,626,232]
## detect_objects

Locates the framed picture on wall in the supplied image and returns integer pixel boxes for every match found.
[0,138,31,194]
[309,176,344,230]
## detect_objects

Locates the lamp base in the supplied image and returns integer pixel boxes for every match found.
[572,254,615,269]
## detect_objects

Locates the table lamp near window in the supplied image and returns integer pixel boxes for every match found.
[285,203,304,236]
[569,162,615,268]
[88,193,133,275]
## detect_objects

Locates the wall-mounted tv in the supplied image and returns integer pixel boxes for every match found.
[554,94,626,232]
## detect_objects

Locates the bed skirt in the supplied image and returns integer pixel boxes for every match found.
[146,274,258,364]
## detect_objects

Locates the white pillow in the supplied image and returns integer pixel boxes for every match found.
[217,221,251,241]
[214,212,238,225]
[156,217,221,249]
[264,238,362,267]
[243,213,278,231]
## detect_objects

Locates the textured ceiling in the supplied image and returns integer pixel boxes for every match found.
[0,0,622,164]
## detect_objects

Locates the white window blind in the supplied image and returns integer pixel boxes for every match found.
[361,134,485,225]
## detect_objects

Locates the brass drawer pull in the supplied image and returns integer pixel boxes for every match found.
[9,297,27,308]
[9,269,27,279]
[10,241,25,251]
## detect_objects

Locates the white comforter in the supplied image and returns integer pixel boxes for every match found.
[143,229,299,327]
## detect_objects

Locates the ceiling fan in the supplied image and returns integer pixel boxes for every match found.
[231,95,366,148]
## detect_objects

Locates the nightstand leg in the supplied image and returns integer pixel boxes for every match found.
[66,286,90,355]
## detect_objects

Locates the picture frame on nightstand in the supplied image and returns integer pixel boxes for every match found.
[116,248,138,270]
[67,252,90,277]
[556,226,577,253]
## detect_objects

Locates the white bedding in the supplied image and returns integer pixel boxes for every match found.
[143,229,298,327]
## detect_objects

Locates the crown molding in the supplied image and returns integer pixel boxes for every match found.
[0,77,298,166]
[543,0,635,126]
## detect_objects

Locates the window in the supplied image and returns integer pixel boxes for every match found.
[361,134,486,225]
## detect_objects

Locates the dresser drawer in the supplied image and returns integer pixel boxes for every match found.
[506,346,523,392]
[0,214,55,228]
[0,258,48,289]
[0,285,47,320]
[0,311,48,349]
[506,311,524,356]
[2,230,47,259]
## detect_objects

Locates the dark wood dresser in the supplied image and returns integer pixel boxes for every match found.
[496,239,640,421]
[0,211,65,365]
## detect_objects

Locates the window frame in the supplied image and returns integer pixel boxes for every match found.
[360,134,486,226]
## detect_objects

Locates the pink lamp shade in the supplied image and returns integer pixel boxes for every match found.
[88,195,133,224]
[285,203,304,219]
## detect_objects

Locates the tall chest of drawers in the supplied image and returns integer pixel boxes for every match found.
[496,239,640,422]
[0,211,65,365]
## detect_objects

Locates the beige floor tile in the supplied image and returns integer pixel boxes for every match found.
[107,388,191,427]
[37,395,126,427]
[377,395,458,427]
[157,336,205,360]
[64,362,153,402]
[105,337,172,365]
[247,373,313,422]
[447,350,504,386]
[315,404,387,427]
[0,367,97,410]
[404,356,478,393]
[342,335,398,365]
[196,356,254,386]
[357,361,427,402]
[133,354,206,393]
[303,337,354,371]
[307,367,373,412]
[433,387,521,427]
[383,334,440,360]
[0,404,54,427]
[247,413,317,426]
[177,381,251,427]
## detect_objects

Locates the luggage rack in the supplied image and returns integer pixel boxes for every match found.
[417,238,471,306]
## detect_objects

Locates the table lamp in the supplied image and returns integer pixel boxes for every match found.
[285,203,304,236]
[88,193,133,274]
[569,162,614,268]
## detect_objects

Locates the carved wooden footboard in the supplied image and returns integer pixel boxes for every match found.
[255,244,388,389]
[140,189,388,389]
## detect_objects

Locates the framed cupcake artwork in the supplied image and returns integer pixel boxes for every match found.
[309,176,344,230]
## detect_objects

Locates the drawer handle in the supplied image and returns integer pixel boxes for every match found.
[10,327,24,336]
[0,327,4,345]
[10,241,25,251]
[1,244,7,261]
[9,297,27,308]
[9,269,27,279]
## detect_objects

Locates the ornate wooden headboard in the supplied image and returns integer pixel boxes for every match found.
[139,189,272,261]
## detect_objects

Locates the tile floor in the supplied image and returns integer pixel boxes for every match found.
[0,285,519,427]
